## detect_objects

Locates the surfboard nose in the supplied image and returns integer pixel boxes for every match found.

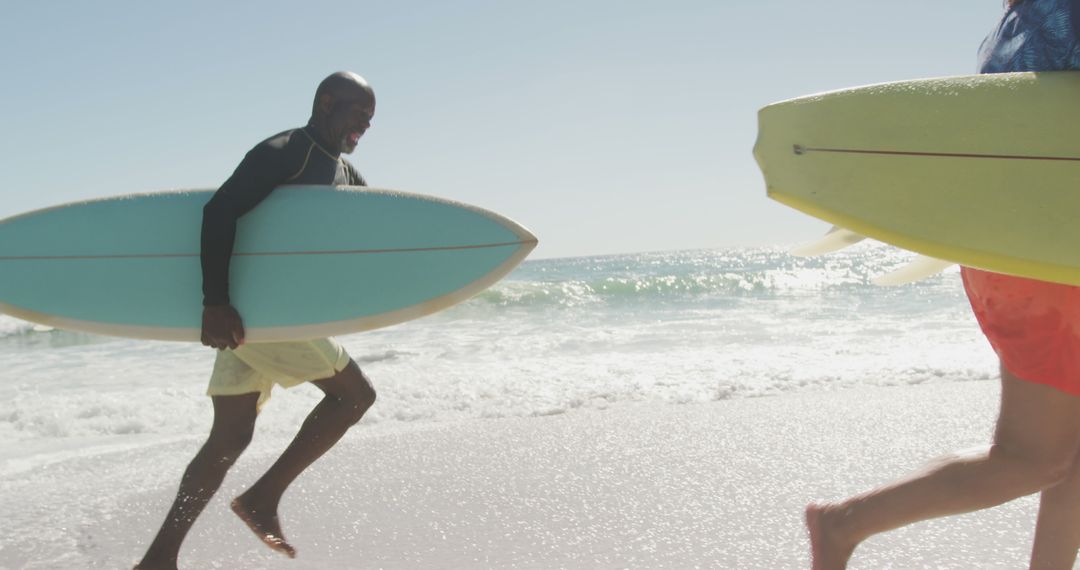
[753,102,786,200]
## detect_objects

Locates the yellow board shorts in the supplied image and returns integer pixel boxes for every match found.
[207,338,351,409]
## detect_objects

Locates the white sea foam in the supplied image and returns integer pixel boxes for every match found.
[0,314,34,338]
[0,244,997,450]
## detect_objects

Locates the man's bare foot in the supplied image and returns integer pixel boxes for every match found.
[231,496,297,558]
[806,502,857,570]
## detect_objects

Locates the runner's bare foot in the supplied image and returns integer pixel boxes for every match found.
[806,502,857,570]
[231,496,297,558]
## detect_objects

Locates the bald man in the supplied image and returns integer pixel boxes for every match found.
[136,72,378,570]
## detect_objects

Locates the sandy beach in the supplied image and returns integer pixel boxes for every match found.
[2,378,1056,569]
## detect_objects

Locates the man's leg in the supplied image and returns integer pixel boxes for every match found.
[136,393,259,570]
[230,360,375,557]
[806,365,1080,570]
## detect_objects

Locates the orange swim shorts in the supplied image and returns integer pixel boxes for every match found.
[961,266,1080,395]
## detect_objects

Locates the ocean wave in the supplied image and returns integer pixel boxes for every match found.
[0,315,117,350]
[0,315,39,338]
[471,272,768,308]
[456,244,959,312]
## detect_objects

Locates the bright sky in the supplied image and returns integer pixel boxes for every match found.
[1,1,1004,259]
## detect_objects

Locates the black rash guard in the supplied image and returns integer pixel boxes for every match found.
[201,126,366,306]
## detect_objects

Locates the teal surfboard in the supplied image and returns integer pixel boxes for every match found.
[0,186,538,342]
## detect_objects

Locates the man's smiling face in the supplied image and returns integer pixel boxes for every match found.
[332,99,375,155]
[309,72,376,155]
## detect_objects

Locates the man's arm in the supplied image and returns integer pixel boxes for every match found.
[200,143,289,349]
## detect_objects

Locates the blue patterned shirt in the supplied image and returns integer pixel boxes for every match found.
[978,0,1080,72]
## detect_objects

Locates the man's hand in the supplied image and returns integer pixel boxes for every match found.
[201,304,246,350]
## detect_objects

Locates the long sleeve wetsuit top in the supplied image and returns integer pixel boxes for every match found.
[200,126,366,306]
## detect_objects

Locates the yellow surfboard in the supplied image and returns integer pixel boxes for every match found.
[754,72,1080,286]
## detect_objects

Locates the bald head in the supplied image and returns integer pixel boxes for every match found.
[311,71,375,120]
[308,71,376,155]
